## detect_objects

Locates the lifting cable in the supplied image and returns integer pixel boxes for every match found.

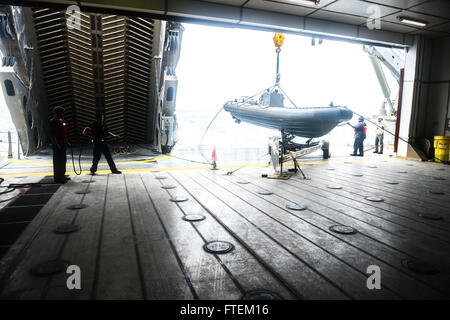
[351,110,446,163]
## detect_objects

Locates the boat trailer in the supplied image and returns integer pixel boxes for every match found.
[267,130,330,179]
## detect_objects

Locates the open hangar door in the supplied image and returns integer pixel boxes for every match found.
[1,0,449,162]
[174,23,404,160]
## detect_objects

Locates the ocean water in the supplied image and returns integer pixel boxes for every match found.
[174,108,396,157]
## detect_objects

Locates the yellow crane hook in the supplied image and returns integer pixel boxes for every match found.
[273,33,285,48]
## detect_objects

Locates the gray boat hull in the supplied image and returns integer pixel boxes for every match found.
[224,102,353,138]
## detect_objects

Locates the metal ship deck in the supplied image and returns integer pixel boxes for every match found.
[1,153,449,299]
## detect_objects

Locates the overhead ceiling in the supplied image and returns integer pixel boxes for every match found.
[205,0,450,38]
[6,0,450,46]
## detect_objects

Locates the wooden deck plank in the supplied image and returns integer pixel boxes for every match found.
[303,167,450,236]
[245,167,450,269]
[238,168,450,286]
[216,169,448,298]
[311,160,450,208]
[141,172,243,300]
[319,160,450,197]
[43,174,109,299]
[1,158,448,300]
[317,167,448,213]
[289,173,450,238]
[282,172,450,243]
[316,163,450,213]
[173,170,351,300]
[0,175,86,299]
[157,172,298,300]
[190,169,408,299]
[94,173,143,299]
[125,173,194,300]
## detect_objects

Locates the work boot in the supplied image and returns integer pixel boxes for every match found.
[111,170,122,174]
[378,152,383,154]
[373,150,378,153]
[350,153,357,156]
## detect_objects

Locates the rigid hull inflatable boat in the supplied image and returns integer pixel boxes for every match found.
[224,90,353,138]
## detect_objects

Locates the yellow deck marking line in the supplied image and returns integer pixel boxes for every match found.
[0,158,403,178]
[7,155,171,167]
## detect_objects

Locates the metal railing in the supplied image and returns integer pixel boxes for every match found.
[0,131,21,159]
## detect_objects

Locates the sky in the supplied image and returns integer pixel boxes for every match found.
[175,23,400,152]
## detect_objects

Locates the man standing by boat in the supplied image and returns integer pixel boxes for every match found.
[348,116,367,157]
[49,107,71,183]
[82,113,122,175]
[373,117,387,154]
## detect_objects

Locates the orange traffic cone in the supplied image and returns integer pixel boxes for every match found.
[211,145,218,170]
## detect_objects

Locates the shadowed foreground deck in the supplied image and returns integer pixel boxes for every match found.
[0,158,449,299]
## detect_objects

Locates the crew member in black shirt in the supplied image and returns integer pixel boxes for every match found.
[82,113,122,174]
[49,107,71,183]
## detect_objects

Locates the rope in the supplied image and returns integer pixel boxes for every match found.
[70,144,83,175]
[137,144,210,165]
[225,149,269,175]
[198,106,224,164]
[351,111,446,163]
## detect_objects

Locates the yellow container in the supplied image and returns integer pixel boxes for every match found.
[434,136,450,162]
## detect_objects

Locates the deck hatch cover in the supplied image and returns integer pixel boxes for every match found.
[242,290,282,300]
[170,196,188,202]
[257,190,273,195]
[327,185,342,189]
[286,203,306,211]
[54,224,82,234]
[329,225,357,235]
[67,204,87,209]
[203,241,234,254]
[365,196,384,202]
[75,190,91,194]
[418,213,443,220]
[401,259,439,275]
[182,214,206,222]
[30,260,69,277]
[429,190,445,195]
[161,185,177,189]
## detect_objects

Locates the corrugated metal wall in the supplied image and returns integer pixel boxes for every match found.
[32,8,157,144]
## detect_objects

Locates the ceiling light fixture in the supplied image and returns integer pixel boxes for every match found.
[290,0,320,6]
[397,16,428,27]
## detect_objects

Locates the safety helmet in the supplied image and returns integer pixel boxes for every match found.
[53,106,65,116]
[358,116,364,121]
